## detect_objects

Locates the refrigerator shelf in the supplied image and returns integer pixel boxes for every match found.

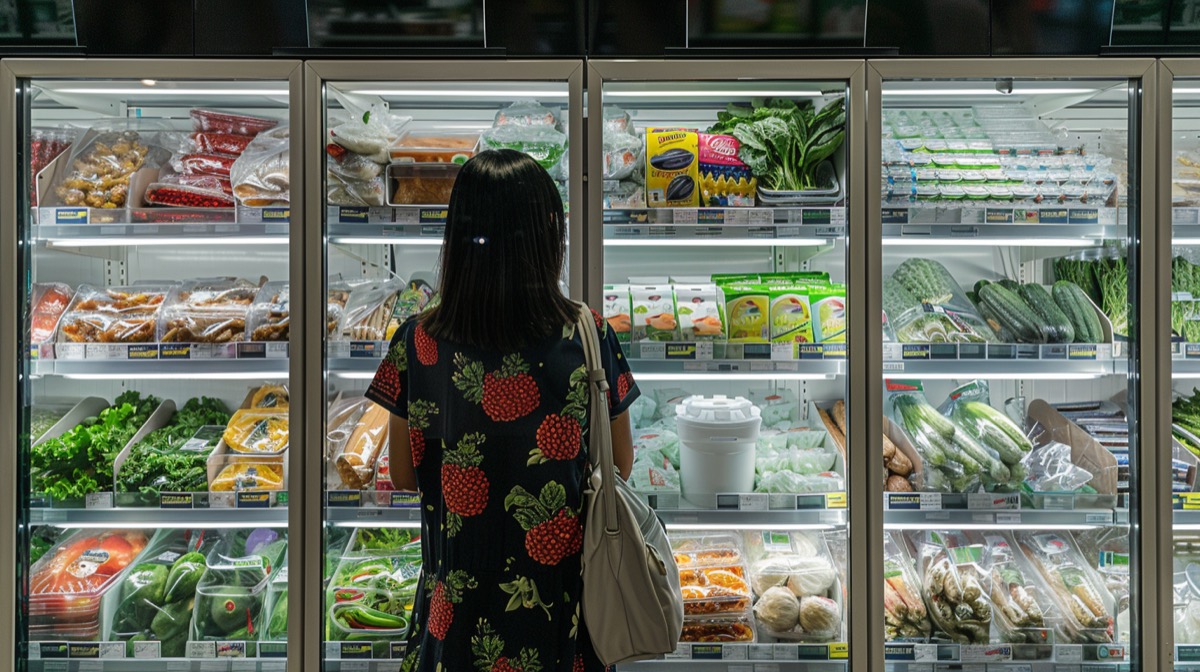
[881,203,1122,227]
[883,507,1118,529]
[28,502,288,527]
[604,205,847,229]
[883,222,1123,244]
[31,356,289,379]
[885,642,1126,665]
[36,206,290,244]
[883,342,1121,379]
[604,223,841,245]
[326,205,449,245]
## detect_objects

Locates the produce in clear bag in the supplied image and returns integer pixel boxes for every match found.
[1017,531,1114,643]
[910,531,993,643]
[756,470,844,494]
[886,259,995,343]
[629,451,681,492]
[231,126,290,206]
[745,531,842,641]
[884,532,932,641]
[980,533,1053,644]
[480,124,568,170]
[334,402,390,489]
[191,534,286,646]
[144,174,236,208]
[494,100,559,127]
[159,278,259,343]
[1022,442,1093,493]
[326,540,422,654]
[326,103,403,205]
[29,530,149,641]
[603,129,643,180]
[887,381,985,493]
[58,284,172,343]
[250,384,289,409]
[108,530,210,656]
[603,105,632,133]
[942,380,1033,484]
[209,461,283,492]
[51,120,169,209]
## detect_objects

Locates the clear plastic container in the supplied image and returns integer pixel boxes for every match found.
[29,530,151,636]
[389,130,480,163]
[30,282,74,344]
[105,530,209,655]
[191,545,276,643]
[680,613,756,642]
[57,284,172,344]
[159,278,258,343]
[387,162,460,205]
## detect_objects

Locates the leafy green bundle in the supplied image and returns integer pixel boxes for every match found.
[116,396,231,500]
[1053,253,1129,338]
[1174,388,1200,457]
[707,97,846,192]
[1173,255,1200,342]
[32,390,161,501]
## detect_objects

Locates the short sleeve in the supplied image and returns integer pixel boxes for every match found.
[365,320,411,418]
[591,309,639,419]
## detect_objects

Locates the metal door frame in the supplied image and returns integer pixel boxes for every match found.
[586,58,869,672]
[866,57,1163,672]
[303,58,585,672]
[0,58,304,672]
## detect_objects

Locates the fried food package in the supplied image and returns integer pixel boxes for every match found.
[334,401,390,489]
[671,533,756,643]
[230,126,290,207]
[51,119,171,209]
[58,284,173,344]
[246,281,290,342]
[883,531,932,641]
[30,282,74,344]
[159,278,260,343]
[340,279,404,341]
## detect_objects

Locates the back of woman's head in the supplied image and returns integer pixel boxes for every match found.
[421,148,576,350]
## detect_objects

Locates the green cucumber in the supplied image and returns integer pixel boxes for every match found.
[1018,283,1075,344]
[1052,280,1104,343]
[978,284,1045,344]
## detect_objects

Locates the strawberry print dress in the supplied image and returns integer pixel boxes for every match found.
[366,311,639,672]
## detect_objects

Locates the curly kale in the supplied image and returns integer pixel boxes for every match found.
[115,396,231,499]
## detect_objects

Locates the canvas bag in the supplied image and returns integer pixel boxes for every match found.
[577,303,684,665]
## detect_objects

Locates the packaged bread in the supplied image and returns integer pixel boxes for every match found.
[335,402,390,489]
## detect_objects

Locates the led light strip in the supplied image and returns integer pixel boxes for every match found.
[884,522,1105,531]
[896,372,1111,381]
[633,372,838,382]
[331,237,444,246]
[46,236,286,248]
[47,520,286,529]
[349,89,569,98]
[605,90,824,98]
[60,371,288,381]
[665,523,841,532]
[885,238,1104,247]
[53,88,290,96]
[604,238,834,248]
[330,520,422,529]
[883,88,1098,96]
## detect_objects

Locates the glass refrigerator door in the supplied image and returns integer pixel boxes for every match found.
[316,64,581,666]
[877,73,1142,670]
[9,64,298,668]
[591,62,856,669]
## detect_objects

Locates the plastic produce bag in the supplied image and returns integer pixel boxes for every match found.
[633,428,680,469]
[110,531,210,657]
[603,105,632,133]
[494,100,559,127]
[941,380,1034,481]
[191,536,285,646]
[328,103,394,162]
[744,531,841,641]
[480,124,567,170]
[980,533,1054,644]
[145,174,235,208]
[1017,531,1114,643]
[910,531,993,644]
[1022,442,1092,492]
[231,126,290,207]
[884,532,932,641]
[886,381,984,493]
[629,451,681,492]
[755,470,844,494]
[603,130,643,180]
[223,409,289,455]
[209,461,283,492]
[190,109,278,136]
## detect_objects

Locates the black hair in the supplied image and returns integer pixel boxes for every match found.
[421,148,576,351]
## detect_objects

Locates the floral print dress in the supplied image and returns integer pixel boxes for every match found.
[366,311,639,672]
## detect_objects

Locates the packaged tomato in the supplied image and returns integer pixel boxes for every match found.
[145,180,235,208]
[191,132,255,156]
[29,282,73,344]
[175,152,236,178]
[190,108,279,136]
[28,530,148,637]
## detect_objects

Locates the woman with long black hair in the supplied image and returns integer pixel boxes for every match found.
[366,149,637,672]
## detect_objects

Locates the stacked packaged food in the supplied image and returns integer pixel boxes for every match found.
[672,533,756,642]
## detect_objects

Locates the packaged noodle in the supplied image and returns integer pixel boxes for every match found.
[159,278,259,343]
[230,126,290,206]
[222,409,288,455]
[335,402,390,489]
[58,284,172,344]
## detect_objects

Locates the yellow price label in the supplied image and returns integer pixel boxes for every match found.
[1181,493,1200,510]
[825,492,847,509]
[828,643,849,659]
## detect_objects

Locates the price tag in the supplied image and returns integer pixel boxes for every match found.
[674,209,698,225]
[724,209,749,225]
[771,644,798,660]
[1056,645,1084,663]
[728,667,753,672]
[262,663,287,672]
[996,513,1022,525]
[722,644,748,660]
[667,644,691,659]
[639,341,666,359]
[738,494,769,511]
[753,665,781,672]
[132,640,161,658]
[747,644,772,660]
[99,643,125,659]
[377,663,402,672]
[232,662,258,672]
[961,644,1012,662]
[42,664,68,672]
[968,492,1019,510]
[188,641,217,658]
[991,665,1032,672]
[84,492,113,509]
[748,209,773,226]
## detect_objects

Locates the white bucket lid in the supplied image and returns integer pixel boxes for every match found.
[675,395,761,425]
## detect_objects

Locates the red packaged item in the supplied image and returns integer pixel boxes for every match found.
[30,128,74,206]
[192,132,254,156]
[30,283,73,344]
[169,172,233,195]
[190,109,278,136]
[145,181,235,208]
[28,530,148,635]
[177,153,236,178]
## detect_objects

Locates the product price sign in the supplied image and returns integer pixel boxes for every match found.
[1177,645,1200,663]
[967,492,1020,510]
[327,490,362,507]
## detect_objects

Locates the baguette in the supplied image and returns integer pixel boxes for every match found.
[888,442,914,477]
[832,400,848,436]
[335,402,391,488]
[818,406,846,456]
[887,474,914,492]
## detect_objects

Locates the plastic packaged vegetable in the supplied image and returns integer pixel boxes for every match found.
[231,126,290,207]
[190,109,279,136]
[209,461,283,492]
[191,538,283,645]
[1017,531,1115,643]
[980,533,1054,644]
[910,531,993,644]
[884,532,932,641]
[1023,442,1093,492]
[109,531,210,656]
[494,100,558,127]
[480,124,568,170]
[602,130,643,180]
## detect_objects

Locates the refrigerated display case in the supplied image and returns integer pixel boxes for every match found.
[585,60,865,670]
[1,60,304,672]
[306,60,585,667]
[867,59,1161,672]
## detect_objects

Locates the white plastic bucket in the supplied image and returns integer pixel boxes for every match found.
[675,395,762,504]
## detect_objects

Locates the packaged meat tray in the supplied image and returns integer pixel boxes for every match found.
[191,132,255,156]
[246,284,350,342]
[29,282,73,344]
[1017,531,1115,643]
[387,162,460,206]
[390,130,480,164]
[190,109,279,136]
[57,284,172,344]
[51,121,169,209]
[28,530,150,640]
[231,126,290,207]
[159,278,259,343]
[174,152,236,178]
[144,177,235,209]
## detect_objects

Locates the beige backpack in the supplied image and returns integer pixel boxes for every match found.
[576,304,684,665]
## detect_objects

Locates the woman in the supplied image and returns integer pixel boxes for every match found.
[366,149,638,672]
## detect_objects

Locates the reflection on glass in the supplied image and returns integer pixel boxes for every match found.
[307,0,483,48]
[0,0,73,45]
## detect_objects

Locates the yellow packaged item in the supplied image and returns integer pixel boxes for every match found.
[646,130,699,208]
[251,384,289,409]
[770,284,816,355]
[210,462,283,492]
[223,409,289,454]
[722,284,770,343]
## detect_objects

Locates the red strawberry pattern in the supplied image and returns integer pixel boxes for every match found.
[407,399,438,467]
[414,322,439,366]
[365,316,638,672]
[505,483,583,566]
